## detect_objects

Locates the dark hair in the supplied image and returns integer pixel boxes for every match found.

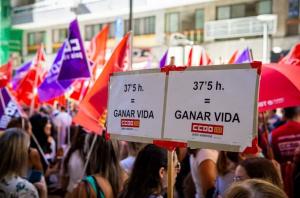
[120,144,168,198]
[283,107,300,120]
[30,114,52,153]
[217,151,240,176]
[239,157,282,188]
[225,179,287,198]
[0,128,29,178]
[7,117,30,132]
[86,133,122,197]
[63,126,86,175]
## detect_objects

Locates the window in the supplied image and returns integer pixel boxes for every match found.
[195,9,204,29]
[165,12,180,33]
[109,22,115,38]
[27,31,46,53]
[85,24,103,40]
[232,4,246,18]
[52,28,67,43]
[134,18,143,35]
[257,0,272,15]
[144,16,155,34]
[288,0,299,18]
[217,6,230,20]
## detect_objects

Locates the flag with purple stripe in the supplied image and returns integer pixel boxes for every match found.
[235,48,252,64]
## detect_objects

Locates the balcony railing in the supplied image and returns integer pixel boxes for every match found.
[204,15,277,41]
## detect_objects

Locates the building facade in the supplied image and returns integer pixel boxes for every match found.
[10,0,300,67]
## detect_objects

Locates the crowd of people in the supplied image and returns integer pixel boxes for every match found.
[0,104,300,198]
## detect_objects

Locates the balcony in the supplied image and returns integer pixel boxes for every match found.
[204,15,277,41]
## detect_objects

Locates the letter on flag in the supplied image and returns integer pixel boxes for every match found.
[58,19,91,81]
[38,43,73,102]
[0,88,24,129]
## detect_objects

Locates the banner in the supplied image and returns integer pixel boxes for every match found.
[58,19,90,81]
[107,70,166,141]
[107,64,260,151]
[0,88,23,129]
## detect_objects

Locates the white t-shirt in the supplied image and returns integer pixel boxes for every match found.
[190,149,219,198]
[0,176,39,198]
[120,156,136,174]
[67,150,84,192]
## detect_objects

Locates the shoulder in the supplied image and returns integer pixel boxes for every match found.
[196,149,219,165]
[0,177,39,198]
[93,175,114,198]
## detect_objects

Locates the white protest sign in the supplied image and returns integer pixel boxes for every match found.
[163,65,258,151]
[107,70,166,141]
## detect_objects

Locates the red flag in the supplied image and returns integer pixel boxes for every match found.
[15,67,44,106]
[0,60,13,88]
[279,43,300,66]
[74,33,130,131]
[88,25,109,66]
[228,50,239,64]
[199,49,213,66]
[15,45,46,106]
[69,80,89,101]
[73,109,103,134]
[187,47,193,67]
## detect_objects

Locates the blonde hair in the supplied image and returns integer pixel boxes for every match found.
[225,179,287,198]
[0,128,29,179]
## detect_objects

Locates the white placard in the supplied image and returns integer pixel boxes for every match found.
[107,71,166,140]
[163,67,258,150]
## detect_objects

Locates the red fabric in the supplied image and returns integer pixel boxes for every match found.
[279,43,300,66]
[187,47,193,67]
[259,64,300,112]
[228,50,239,64]
[242,137,260,155]
[199,49,213,66]
[73,109,103,134]
[15,67,44,106]
[271,121,300,164]
[15,45,46,107]
[69,80,89,102]
[0,60,13,88]
[75,33,130,131]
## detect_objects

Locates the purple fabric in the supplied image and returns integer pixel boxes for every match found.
[159,50,168,68]
[58,19,91,81]
[38,42,73,102]
[0,88,22,129]
[235,48,252,64]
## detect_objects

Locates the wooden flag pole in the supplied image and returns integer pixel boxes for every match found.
[167,150,174,198]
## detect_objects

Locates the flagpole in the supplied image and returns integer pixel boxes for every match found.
[82,133,97,177]
[0,89,6,112]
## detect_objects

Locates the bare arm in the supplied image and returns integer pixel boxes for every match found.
[198,159,217,197]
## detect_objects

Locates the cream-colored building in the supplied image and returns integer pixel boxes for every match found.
[11,0,300,66]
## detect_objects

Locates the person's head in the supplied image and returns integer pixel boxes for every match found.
[86,133,121,197]
[283,106,300,121]
[234,157,282,188]
[217,151,240,176]
[63,126,87,174]
[0,128,30,179]
[7,117,32,136]
[127,142,143,157]
[225,179,287,198]
[170,56,175,65]
[121,144,179,198]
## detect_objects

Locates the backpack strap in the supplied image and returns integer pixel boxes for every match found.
[83,176,105,198]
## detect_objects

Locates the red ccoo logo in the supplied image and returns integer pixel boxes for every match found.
[191,123,224,135]
[121,119,140,128]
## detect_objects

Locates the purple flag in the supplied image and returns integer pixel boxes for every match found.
[159,50,168,68]
[12,61,32,90]
[0,88,24,129]
[235,48,252,64]
[58,19,90,81]
[38,42,73,102]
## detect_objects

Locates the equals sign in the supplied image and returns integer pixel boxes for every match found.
[131,99,135,103]
[204,98,210,104]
